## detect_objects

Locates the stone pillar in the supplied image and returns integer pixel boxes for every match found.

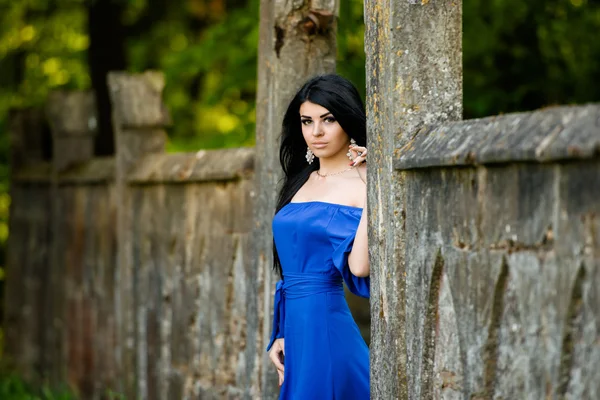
[364,1,463,399]
[107,71,168,398]
[46,91,97,171]
[252,1,339,397]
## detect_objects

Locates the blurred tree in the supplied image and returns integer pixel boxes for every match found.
[88,0,127,155]
[338,0,366,100]
[463,0,600,118]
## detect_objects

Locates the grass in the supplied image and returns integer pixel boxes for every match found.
[0,371,128,400]
[0,374,74,400]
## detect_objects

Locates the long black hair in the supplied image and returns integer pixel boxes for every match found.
[272,74,366,278]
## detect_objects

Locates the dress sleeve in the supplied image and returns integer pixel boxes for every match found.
[265,279,285,352]
[331,226,370,298]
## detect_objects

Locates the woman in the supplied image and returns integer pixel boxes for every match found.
[266,74,370,399]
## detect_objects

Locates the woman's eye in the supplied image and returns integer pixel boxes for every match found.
[324,117,336,123]
[301,119,312,125]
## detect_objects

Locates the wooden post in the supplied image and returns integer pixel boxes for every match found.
[364,1,462,398]
[252,1,339,396]
[46,91,97,172]
[108,71,168,398]
[46,91,98,386]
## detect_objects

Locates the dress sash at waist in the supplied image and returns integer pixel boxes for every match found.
[282,272,343,299]
[266,272,343,352]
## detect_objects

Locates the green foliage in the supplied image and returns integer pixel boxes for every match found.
[150,0,261,150]
[463,0,600,118]
[0,374,74,400]
[0,369,126,400]
[0,0,90,113]
[338,0,367,101]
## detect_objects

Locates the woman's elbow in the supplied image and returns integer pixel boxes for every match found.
[349,262,370,277]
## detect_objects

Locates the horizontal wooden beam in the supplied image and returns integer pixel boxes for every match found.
[395,104,600,170]
[11,148,255,185]
[127,147,254,184]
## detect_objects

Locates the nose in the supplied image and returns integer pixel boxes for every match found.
[312,121,323,136]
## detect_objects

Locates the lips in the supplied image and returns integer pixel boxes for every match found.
[312,142,327,149]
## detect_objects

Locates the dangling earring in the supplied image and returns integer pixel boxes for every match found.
[306,147,315,164]
[346,138,357,160]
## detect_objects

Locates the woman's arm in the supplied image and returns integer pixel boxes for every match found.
[348,161,369,277]
[348,194,369,277]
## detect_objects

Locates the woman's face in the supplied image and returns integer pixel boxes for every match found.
[299,101,350,161]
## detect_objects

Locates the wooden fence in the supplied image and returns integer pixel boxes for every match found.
[4,73,259,399]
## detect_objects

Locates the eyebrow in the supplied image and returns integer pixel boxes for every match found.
[300,112,332,119]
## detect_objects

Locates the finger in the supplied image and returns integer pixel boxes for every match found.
[271,356,284,371]
[270,352,285,372]
[351,157,366,167]
[349,146,368,159]
[278,370,284,386]
[350,153,367,165]
[277,340,285,361]
[349,145,367,154]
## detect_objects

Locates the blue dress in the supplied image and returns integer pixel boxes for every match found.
[266,201,370,399]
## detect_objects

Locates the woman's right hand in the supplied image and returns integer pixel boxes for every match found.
[268,338,285,386]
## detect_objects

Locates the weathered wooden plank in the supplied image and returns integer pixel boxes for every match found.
[122,177,255,398]
[107,72,171,129]
[46,91,97,172]
[8,108,49,170]
[395,104,600,170]
[128,148,254,184]
[88,184,118,396]
[11,162,52,183]
[4,184,52,382]
[124,177,254,399]
[62,186,96,397]
[12,150,253,185]
[56,157,115,184]
[109,71,170,398]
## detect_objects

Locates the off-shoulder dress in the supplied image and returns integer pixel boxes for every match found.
[266,201,370,399]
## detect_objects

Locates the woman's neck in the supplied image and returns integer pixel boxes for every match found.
[317,152,352,175]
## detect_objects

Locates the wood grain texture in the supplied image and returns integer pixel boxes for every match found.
[127,148,254,184]
[46,91,97,172]
[4,184,52,381]
[126,179,255,398]
[108,72,170,399]
[8,108,49,172]
[7,152,260,399]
